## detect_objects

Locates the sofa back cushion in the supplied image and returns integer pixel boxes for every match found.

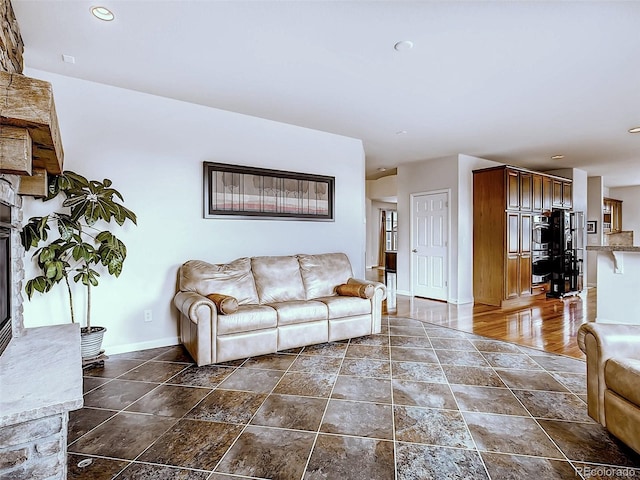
[179,258,259,305]
[251,256,306,303]
[298,253,353,299]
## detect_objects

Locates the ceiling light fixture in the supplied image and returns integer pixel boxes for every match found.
[395,130,408,136]
[394,40,414,52]
[91,6,114,21]
[377,167,387,172]
[551,155,565,160]
[629,126,640,133]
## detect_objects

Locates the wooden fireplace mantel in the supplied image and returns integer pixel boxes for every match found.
[0,71,64,195]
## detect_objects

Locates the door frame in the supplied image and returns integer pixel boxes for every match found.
[409,189,452,301]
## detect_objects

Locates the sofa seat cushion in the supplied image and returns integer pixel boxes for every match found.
[317,296,371,319]
[605,357,640,407]
[217,305,277,335]
[252,256,306,303]
[269,300,328,326]
[298,253,353,299]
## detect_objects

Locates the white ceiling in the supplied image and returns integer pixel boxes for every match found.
[12,0,640,187]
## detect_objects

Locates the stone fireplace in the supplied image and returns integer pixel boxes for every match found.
[0,2,83,479]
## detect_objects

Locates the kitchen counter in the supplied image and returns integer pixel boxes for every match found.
[587,245,640,252]
[588,246,640,325]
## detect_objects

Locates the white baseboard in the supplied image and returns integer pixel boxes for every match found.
[104,336,181,355]
[448,297,474,305]
[396,289,412,296]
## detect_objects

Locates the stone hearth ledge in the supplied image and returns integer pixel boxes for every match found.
[0,324,83,427]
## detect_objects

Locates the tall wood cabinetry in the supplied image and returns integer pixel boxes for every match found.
[473,166,572,307]
[602,197,622,233]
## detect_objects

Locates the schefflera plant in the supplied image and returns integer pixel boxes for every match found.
[20,171,137,331]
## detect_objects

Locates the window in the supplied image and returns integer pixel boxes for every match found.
[384,210,397,252]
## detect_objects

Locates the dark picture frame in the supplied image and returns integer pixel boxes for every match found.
[203,162,335,221]
[587,220,597,234]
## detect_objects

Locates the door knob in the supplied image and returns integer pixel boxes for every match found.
[412,249,417,253]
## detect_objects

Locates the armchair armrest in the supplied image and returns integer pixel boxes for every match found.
[577,322,640,425]
[577,323,640,360]
[173,291,218,366]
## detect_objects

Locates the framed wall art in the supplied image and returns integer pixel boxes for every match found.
[203,162,335,221]
[586,220,597,234]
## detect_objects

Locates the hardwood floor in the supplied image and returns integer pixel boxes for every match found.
[369,269,594,359]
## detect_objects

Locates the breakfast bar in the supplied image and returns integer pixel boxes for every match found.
[587,245,640,324]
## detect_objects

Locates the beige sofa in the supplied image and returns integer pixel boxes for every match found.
[174,252,386,366]
[577,322,640,455]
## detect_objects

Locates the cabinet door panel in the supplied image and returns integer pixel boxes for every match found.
[519,254,532,296]
[532,175,543,211]
[505,255,520,299]
[543,177,553,211]
[507,213,520,254]
[563,182,572,208]
[552,180,563,208]
[520,214,532,254]
[520,173,532,211]
[507,170,520,210]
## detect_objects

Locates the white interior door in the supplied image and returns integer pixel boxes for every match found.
[412,192,449,300]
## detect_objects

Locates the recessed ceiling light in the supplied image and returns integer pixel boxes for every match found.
[395,130,408,136]
[629,126,640,133]
[551,155,565,160]
[377,167,387,172]
[394,40,414,52]
[61,54,75,64]
[91,6,114,21]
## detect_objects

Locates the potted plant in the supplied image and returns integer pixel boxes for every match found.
[20,171,137,358]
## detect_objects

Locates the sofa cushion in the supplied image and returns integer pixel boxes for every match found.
[298,253,353,299]
[268,300,328,326]
[179,258,259,305]
[217,305,278,335]
[206,294,239,315]
[336,283,374,299]
[605,357,640,407]
[251,256,306,303]
[317,296,371,319]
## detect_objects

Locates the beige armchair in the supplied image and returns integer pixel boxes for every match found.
[577,322,640,455]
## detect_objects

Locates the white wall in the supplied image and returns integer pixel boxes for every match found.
[21,69,366,354]
[396,154,499,303]
[609,186,640,244]
[586,176,604,286]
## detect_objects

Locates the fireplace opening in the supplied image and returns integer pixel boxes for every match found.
[0,201,11,355]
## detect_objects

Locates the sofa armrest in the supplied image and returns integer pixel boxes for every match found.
[348,278,387,334]
[577,322,640,425]
[347,278,387,301]
[173,291,218,366]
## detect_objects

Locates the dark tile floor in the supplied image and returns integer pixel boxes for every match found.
[68,317,640,480]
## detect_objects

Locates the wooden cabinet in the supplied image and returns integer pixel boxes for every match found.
[603,197,622,233]
[504,212,532,300]
[542,176,553,211]
[472,165,567,306]
[505,168,532,211]
[552,179,572,209]
[532,175,543,211]
[473,166,538,307]
[520,172,532,211]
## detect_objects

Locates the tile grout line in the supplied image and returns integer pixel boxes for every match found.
[298,338,353,480]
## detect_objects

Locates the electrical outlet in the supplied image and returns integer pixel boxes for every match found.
[144,310,153,322]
